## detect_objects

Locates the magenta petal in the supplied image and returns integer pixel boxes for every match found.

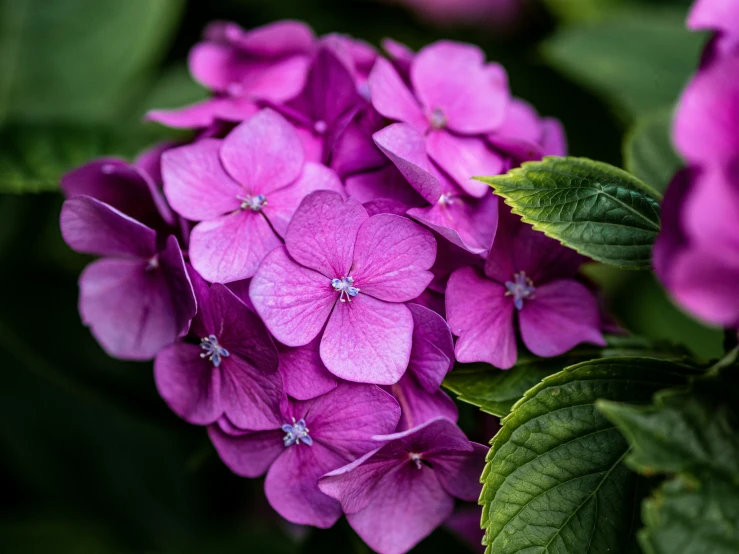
[263,162,344,238]
[426,131,503,198]
[345,165,424,207]
[432,443,487,502]
[265,443,346,528]
[411,41,508,134]
[285,191,368,278]
[250,247,337,346]
[373,123,443,203]
[220,355,284,430]
[60,196,156,259]
[220,109,305,194]
[654,169,694,285]
[408,192,498,255]
[189,211,281,283]
[331,107,388,177]
[351,214,436,302]
[304,46,363,127]
[208,425,284,477]
[162,139,242,221]
[368,57,427,131]
[446,267,517,368]
[408,304,454,391]
[147,97,260,129]
[154,343,221,424]
[189,42,241,92]
[226,20,315,56]
[391,376,459,431]
[321,296,413,385]
[688,0,739,36]
[279,339,338,401]
[375,416,473,454]
[382,38,414,78]
[540,117,567,157]
[519,279,606,358]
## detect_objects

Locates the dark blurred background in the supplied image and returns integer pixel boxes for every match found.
[0,0,720,552]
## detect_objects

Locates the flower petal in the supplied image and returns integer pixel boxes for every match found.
[373,123,442,203]
[519,279,606,358]
[250,246,337,346]
[367,57,426,131]
[351,214,436,302]
[189,210,281,283]
[154,343,222,424]
[345,165,424,208]
[390,377,459,431]
[445,267,517,369]
[221,354,284,430]
[220,109,305,195]
[408,304,454,391]
[321,296,413,384]
[285,191,368,278]
[60,196,156,259]
[411,41,508,134]
[161,138,242,221]
[279,339,338,401]
[263,162,345,238]
[208,425,284,477]
[426,131,503,198]
[147,97,260,129]
[432,443,488,502]
[304,46,363,127]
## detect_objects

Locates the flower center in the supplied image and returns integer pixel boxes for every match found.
[332,275,360,303]
[200,335,230,367]
[409,452,423,470]
[429,107,446,129]
[238,194,267,212]
[146,255,159,271]
[282,417,312,447]
[438,192,455,206]
[314,120,328,134]
[505,271,536,310]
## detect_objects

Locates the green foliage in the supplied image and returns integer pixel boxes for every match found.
[444,336,690,417]
[624,109,683,193]
[0,124,167,193]
[477,156,662,269]
[480,358,694,554]
[599,365,739,554]
[0,0,183,123]
[542,8,704,119]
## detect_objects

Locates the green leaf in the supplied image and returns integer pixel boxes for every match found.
[541,0,622,23]
[476,156,662,269]
[0,0,183,123]
[480,358,693,554]
[624,109,683,193]
[542,8,705,119]
[133,64,208,119]
[444,336,690,418]
[0,123,169,193]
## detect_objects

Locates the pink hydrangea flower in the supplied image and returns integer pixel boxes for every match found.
[318,417,486,554]
[154,271,282,429]
[250,190,437,384]
[278,338,338,401]
[209,383,400,528]
[368,41,508,197]
[162,108,344,283]
[446,209,605,369]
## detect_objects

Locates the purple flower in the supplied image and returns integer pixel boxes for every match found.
[446,209,605,369]
[386,304,458,430]
[161,108,344,283]
[374,122,499,254]
[278,338,338,401]
[60,196,195,360]
[154,271,282,429]
[148,20,315,129]
[368,40,508,197]
[688,0,739,59]
[318,417,487,554]
[209,382,400,527]
[249,190,437,384]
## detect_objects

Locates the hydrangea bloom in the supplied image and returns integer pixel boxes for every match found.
[209,383,400,527]
[319,417,487,554]
[446,209,605,368]
[655,0,739,326]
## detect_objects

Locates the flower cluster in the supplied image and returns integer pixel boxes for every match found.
[59,20,606,554]
[655,0,739,329]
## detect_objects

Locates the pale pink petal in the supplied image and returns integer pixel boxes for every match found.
[162,139,241,221]
[285,191,368,278]
[60,196,156,259]
[189,211,281,283]
[279,340,338,401]
[250,247,337,346]
[220,109,305,195]
[263,162,345,237]
[519,279,606,358]
[351,214,436,302]
[265,443,346,528]
[208,425,284,477]
[367,58,427,131]
[411,41,508,134]
[154,343,221,424]
[426,131,503,198]
[373,123,443,203]
[321,296,413,385]
[445,267,517,369]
